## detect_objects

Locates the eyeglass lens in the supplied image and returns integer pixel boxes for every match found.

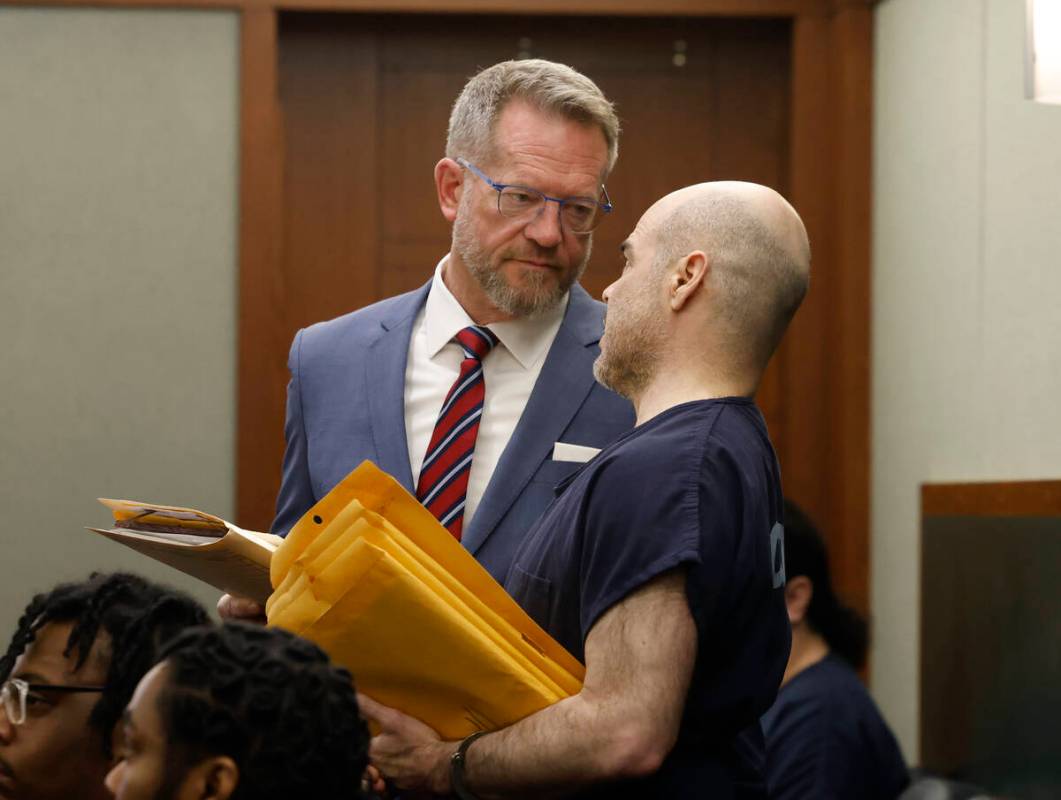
[0,679,26,725]
[496,187,600,232]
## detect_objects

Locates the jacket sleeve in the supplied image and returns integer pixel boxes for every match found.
[271,328,315,536]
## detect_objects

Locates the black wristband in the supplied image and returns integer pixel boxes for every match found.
[450,730,489,800]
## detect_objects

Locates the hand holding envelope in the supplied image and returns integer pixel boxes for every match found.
[266,461,585,739]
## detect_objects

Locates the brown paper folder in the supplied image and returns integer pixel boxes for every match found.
[266,461,584,738]
[89,499,280,603]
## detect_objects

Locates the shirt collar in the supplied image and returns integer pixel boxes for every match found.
[424,255,568,369]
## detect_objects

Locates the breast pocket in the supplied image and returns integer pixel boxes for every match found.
[507,564,554,627]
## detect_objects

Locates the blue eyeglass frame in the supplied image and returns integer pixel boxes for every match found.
[455,157,613,228]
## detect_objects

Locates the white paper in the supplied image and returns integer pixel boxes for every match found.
[551,442,601,463]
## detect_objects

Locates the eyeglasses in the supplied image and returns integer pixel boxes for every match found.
[456,157,613,235]
[0,677,105,726]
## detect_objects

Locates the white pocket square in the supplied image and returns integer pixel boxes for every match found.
[551,442,601,463]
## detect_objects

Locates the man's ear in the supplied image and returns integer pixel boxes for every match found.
[184,756,239,800]
[669,251,709,311]
[784,575,813,627]
[435,158,464,223]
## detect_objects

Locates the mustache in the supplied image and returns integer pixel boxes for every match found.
[0,753,14,779]
[505,247,561,267]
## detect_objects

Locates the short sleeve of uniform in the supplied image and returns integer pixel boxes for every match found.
[574,409,711,640]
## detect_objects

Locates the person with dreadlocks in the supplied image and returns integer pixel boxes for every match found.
[105,622,370,800]
[760,500,909,800]
[0,572,209,800]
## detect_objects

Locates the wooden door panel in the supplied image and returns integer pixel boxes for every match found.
[579,70,718,298]
[380,241,449,297]
[377,69,461,245]
[279,15,380,329]
[710,25,791,184]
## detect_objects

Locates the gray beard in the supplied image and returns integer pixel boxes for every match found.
[452,207,590,319]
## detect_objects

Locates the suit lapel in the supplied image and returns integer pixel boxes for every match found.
[365,282,431,493]
[463,285,603,555]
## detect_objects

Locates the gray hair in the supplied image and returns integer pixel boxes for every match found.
[446,59,620,175]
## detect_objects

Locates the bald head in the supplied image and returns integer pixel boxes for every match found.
[644,181,810,370]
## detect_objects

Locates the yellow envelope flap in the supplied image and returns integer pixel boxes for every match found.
[273,461,585,682]
[265,534,388,634]
[268,507,394,622]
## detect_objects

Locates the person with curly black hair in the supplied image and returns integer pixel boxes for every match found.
[0,572,209,800]
[761,500,909,800]
[106,622,369,800]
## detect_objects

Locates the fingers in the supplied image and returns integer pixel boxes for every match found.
[357,692,388,724]
[362,765,388,797]
[366,764,387,795]
[217,594,266,623]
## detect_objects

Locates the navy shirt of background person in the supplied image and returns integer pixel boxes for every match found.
[762,654,909,800]
[504,397,792,799]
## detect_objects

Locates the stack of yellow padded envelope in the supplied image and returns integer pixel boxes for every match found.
[265,461,584,739]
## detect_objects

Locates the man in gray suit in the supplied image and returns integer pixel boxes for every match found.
[221,59,632,619]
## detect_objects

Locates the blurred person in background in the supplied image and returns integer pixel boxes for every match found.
[762,500,909,800]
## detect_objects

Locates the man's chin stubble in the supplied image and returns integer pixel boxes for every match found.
[593,355,637,400]
[479,268,567,319]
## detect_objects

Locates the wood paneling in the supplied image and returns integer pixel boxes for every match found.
[271,0,828,16]
[1,0,831,13]
[785,8,873,617]
[237,7,286,529]
[785,13,832,556]
[920,482,1061,786]
[923,481,1061,517]
[278,14,381,328]
[826,5,872,616]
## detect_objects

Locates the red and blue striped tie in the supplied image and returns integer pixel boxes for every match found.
[416,325,499,540]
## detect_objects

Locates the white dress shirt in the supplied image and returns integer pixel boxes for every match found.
[405,256,567,528]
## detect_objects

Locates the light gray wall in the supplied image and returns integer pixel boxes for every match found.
[0,7,240,636]
[873,0,1061,761]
